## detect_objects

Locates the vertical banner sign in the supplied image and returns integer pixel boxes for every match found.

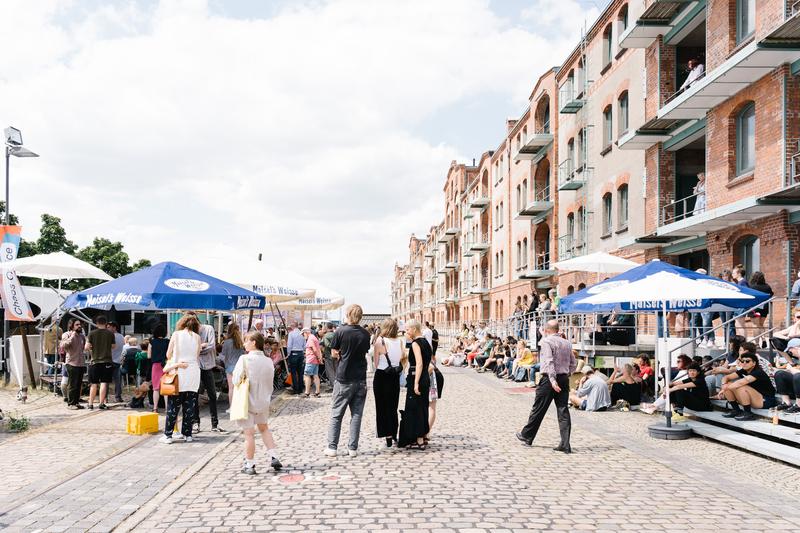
[0,226,34,321]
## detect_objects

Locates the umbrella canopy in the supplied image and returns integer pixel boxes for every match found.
[278,284,344,311]
[193,259,316,303]
[553,251,639,274]
[62,261,266,311]
[561,260,769,313]
[7,251,112,280]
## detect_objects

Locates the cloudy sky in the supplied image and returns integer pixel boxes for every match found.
[0,0,603,312]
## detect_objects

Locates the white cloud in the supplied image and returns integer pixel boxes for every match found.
[0,0,596,312]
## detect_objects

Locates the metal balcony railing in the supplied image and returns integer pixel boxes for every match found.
[660,191,704,226]
[558,234,583,260]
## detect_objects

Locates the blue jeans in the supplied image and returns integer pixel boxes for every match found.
[327,380,368,451]
[288,351,305,393]
[702,312,714,342]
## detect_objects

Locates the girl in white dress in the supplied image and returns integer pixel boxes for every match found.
[160,314,201,444]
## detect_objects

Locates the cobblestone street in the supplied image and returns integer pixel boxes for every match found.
[2,367,800,532]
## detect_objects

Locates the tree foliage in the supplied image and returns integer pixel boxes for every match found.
[36,214,77,255]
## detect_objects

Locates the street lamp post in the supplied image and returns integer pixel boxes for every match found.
[2,127,38,384]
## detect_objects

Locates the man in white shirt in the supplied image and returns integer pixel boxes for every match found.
[569,367,611,412]
[679,59,705,92]
[422,322,434,348]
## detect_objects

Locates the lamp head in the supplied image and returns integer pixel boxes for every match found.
[4,127,22,146]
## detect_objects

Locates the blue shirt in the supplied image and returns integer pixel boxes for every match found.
[287,329,305,353]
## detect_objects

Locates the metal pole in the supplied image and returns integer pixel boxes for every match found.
[3,146,9,385]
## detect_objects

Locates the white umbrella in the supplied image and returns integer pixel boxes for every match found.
[577,270,755,435]
[553,251,638,273]
[279,284,344,311]
[7,251,111,280]
[192,258,316,304]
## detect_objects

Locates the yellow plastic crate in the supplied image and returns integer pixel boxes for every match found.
[126,412,159,435]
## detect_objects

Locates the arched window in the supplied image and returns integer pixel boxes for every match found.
[736,102,755,175]
[578,282,586,291]
[516,241,522,269]
[618,4,629,35]
[618,184,629,229]
[567,138,576,169]
[567,212,575,241]
[602,193,613,235]
[602,24,613,67]
[576,207,585,246]
[618,91,629,135]
[522,179,528,208]
[602,105,613,149]
[522,237,528,268]
[737,235,760,276]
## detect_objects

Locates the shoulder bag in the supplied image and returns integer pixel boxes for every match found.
[229,358,250,421]
[381,338,402,377]
[160,363,179,396]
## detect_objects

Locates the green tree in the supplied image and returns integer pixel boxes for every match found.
[36,214,77,255]
[131,258,152,272]
[78,238,133,280]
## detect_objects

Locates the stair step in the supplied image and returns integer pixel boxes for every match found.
[684,420,800,467]
[710,399,800,425]
[684,409,800,445]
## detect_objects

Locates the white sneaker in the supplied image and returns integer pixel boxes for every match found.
[348,449,358,457]
[324,448,337,457]
[184,436,193,443]
[159,435,173,445]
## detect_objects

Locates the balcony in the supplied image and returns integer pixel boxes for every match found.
[424,250,435,258]
[445,293,459,304]
[469,274,490,295]
[445,260,459,270]
[618,0,687,49]
[437,264,449,274]
[559,85,585,114]
[405,271,414,279]
[558,160,587,191]
[515,187,554,220]
[656,186,800,238]
[467,233,491,253]
[513,124,554,162]
[469,194,491,210]
[558,234,584,260]
[424,275,436,284]
[659,40,800,121]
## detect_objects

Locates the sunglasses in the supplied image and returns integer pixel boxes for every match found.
[739,358,754,364]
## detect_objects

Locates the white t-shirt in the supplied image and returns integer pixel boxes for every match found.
[422,328,433,347]
[375,337,403,370]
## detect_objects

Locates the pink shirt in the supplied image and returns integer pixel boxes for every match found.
[305,335,322,364]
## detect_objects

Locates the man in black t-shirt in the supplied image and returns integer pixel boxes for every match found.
[720,353,777,421]
[325,304,371,457]
[431,325,439,355]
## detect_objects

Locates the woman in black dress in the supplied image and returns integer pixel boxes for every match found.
[372,318,405,447]
[398,319,431,450]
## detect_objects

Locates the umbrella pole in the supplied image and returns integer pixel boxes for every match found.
[663,299,672,428]
[246,310,254,332]
[270,302,291,389]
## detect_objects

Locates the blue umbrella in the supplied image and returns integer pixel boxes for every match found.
[62,261,266,311]
[559,260,769,314]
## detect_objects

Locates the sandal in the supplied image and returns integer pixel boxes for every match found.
[313,393,320,398]
[303,393,310,398]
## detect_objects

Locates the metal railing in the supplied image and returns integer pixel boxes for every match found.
[665,71,707,104]
[533,185,551,203]
[660,191,704,225]
[558,159,575,187]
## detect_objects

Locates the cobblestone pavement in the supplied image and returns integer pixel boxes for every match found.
[117,367,800,533]
[0,385,254,532]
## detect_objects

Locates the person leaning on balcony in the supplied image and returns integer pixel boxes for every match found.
[678,58,705,92]
[692,173,706,215]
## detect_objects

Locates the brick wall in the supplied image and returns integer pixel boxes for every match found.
[706,0,735,72]
[707,212,798,305]
[705,69,787,208]
[645,40,659,120]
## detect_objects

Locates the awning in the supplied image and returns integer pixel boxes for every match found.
[618,0,692,49]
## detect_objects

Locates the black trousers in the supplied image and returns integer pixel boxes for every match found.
[288,351,305,393]
[775,370,800,399]
[65,364,85,405]
[520,374,571,448]
[193,368,218,428]
[166,391,198,437]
